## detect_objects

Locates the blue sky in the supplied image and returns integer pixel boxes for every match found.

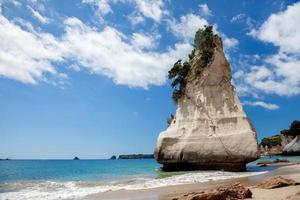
[0,0,300,159]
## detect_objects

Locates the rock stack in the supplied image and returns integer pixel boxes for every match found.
[155,27,258,171]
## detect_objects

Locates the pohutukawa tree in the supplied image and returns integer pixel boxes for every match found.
[168,25,216,103]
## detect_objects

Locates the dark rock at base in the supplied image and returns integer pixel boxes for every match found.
[172,182,252,200]
[257,176,299,189]
[273,158,289,163]
[110,155,117,160]
[73,157,80,160]
[257,161,273,165]
[257,159,290,166]
[259,164,268,167]
[118,154,154,159]
[162,162,246,172]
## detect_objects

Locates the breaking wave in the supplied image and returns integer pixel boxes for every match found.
[0,170,267,200]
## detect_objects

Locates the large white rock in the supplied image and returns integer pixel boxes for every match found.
[155,36,259,171]
[283,135,300,155]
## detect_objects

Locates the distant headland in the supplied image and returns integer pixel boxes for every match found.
[109,154,154,159]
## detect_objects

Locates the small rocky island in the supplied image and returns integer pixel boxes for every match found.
[154,26,258,171]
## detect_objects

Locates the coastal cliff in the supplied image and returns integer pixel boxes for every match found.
[154,26,259,171]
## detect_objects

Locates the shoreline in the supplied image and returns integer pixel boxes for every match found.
[85,163,300,200]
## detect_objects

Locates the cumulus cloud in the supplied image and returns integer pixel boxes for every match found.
[231,13,257,31]
[250,2,300,53]
[0,14,192,88]
[82,0,167,23]
[128,12,145,25]
[0,15,66,84]
[167,13,239,55]
[199,4,212,17]
[82,0,112,22]
[243,101,279,110]
[235,2,300,97]
[61,17,192,88]
[167,13,208,42]
[27,5,49,24]
[133,0,166,22]
[82,0,112,14]
[222,37,239,49]
[131,33,156,50]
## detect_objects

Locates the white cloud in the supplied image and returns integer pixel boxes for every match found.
[199,4,212,17]
[82,0,167,23]
[234,2,300,97]
[231,13,257,31]
[61,17,192,88]
[27,5,49,24]
[133,0,166,22]
[244,66,273,84]
[230,13,246,22]
[167,13,239,56]
[82,0,112,22]
[222,37,239,49]
[131,33,156,50]
[167,13,208,42]
[0,15,66,84]
[82,0,112,15]
[128,12,145,25]
[243,101,279,110]
[251,2,300,53]
[0,14,192,88]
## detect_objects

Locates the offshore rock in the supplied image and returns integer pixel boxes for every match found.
[155,35,258,171]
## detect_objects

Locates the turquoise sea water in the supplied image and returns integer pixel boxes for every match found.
[1,156,300,200]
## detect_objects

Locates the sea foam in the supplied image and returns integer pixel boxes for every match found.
[0,170,267,200]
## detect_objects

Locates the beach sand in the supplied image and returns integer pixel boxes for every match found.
[85,163,300,200]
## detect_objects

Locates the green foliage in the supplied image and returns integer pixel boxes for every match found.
[167,25,216,103]
[193,25,216,76]
[167,114,174,127]
[194,25,214,50]
[260,135,282,148]
[280,129,290,135]
[188,49,196,60]
[168,60,191,103]
[281,120,300,136]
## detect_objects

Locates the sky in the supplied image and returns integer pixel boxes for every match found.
[0,0,300,159]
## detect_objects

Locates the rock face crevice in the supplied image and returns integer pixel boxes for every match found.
[155,35,258,171]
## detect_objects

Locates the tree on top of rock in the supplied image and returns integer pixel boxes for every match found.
[167,25,217,103]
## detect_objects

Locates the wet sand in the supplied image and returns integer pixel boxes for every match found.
[84,163,300,200]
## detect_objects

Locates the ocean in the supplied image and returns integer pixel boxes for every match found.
[1,156,299,200]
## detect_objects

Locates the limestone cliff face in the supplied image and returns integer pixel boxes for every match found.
[283,136,300,155]
[155,36,259,171]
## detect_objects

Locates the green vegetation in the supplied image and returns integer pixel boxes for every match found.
[280,120,300,137]
[260,135,282,148]
[167,114,174,127]
[260,120,300,148]
[188,49,195,60]
[168,25,216,103]
[168,60,190,102]
[194,25,215,73]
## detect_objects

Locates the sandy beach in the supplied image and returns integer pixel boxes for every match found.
[84,163,300,200]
